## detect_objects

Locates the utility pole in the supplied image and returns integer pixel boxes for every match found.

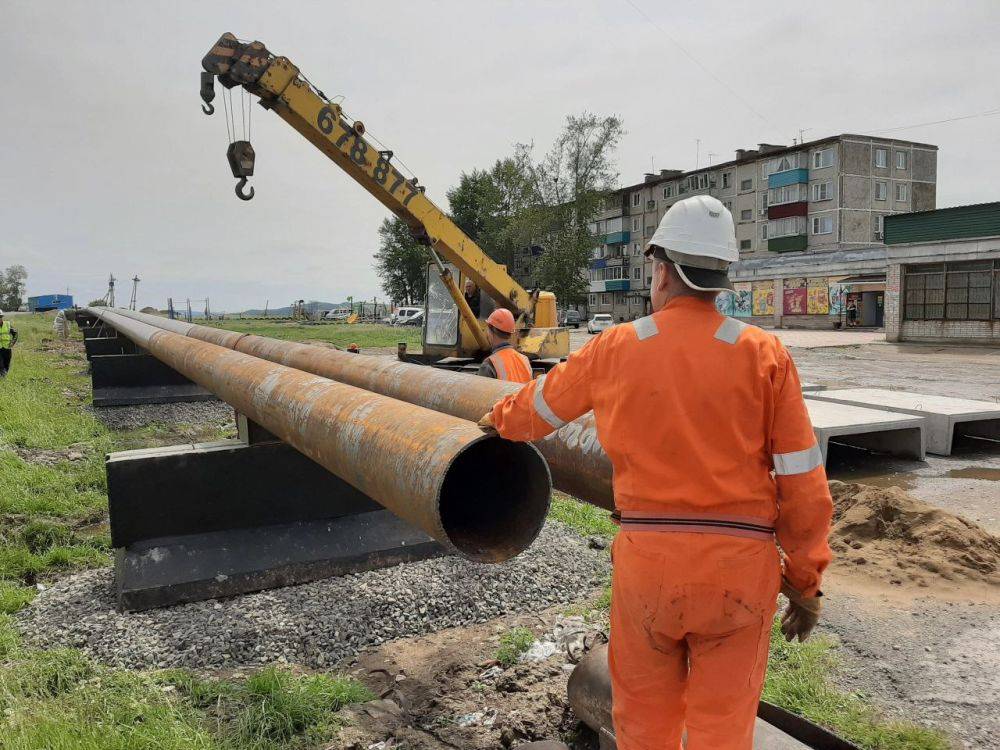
[204,297,211,321]
[695,139,700,169]
[263,299,269,318]
[105,274,116,307]
[129,275,140,311]
[167,298,176,320]
[185,298,193,323]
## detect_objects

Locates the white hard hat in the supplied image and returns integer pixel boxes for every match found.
[645,195,738,292]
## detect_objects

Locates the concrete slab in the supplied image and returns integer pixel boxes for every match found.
[805,399,926,461]
[806,388,1000,455]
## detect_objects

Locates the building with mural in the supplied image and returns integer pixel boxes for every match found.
[574,133,937,324]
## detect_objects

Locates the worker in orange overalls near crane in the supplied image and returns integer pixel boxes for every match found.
[481,195,833,749]
[477,308,533,383]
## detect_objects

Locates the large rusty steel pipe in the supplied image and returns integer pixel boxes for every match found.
[101,307,614,509]
[85,307,551,562]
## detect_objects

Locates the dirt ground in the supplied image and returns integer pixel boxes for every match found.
[333,605,607,749]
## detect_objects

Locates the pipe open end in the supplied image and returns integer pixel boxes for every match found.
[438,437,551,563]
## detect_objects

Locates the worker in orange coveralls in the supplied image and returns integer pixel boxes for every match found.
[480,195,833,750]
[477,308,533,383]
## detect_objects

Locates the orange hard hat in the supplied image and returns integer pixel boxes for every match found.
[486,308,516,334]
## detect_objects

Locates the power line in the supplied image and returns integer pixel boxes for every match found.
[867,106,1000,135]
[621,0,779,132]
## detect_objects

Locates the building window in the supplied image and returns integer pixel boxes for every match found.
[602,293,611,305]
[874,215,884,240]
[874,148,888,169]
[811,181,832,201]
[633,242,641,256]
[631,193,640,207]
[767,216,807,238]
[896,151,908,170]
[760,191,769,213]
[633,267,641,280]
[646,276,652,286]
[739,239,752,251]
[663,185,673,198]
[895,183,908,202]
[722,172,732,188]
[812,148,834,169]
[589,294,596,307]
[698,174,708,189]
[761,223,768,240]
[762,152,808,178]
[740,209,753,222]
[811,215,834,235]
[875,181,888,201]
[723,200,733,211]
[740,178,753,191]
[903,260,998,321]
[646,225,656,237]
[768,184,807,206]
[632,217,640,232]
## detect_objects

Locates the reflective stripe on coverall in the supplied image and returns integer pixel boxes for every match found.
[486,345,533,383]
[490,296,833,750]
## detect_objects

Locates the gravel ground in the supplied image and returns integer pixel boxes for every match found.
[17,522,610,671]
[87,400,235,431]
[820,589,1000,749]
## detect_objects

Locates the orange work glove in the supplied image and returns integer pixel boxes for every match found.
[780,579,822,643]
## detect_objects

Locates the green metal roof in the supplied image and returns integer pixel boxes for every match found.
[884,202,1000,245]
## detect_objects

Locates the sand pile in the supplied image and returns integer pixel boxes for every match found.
[828,480,1000,588]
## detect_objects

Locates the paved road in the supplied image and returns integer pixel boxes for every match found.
[568,324,883,353]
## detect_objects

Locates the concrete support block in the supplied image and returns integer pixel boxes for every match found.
[805,400,926,461]
[90,353,215,406]
[108,433,445,611]
[806,388,1000,455]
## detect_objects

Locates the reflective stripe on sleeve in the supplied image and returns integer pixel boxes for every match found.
[632,316,659,340]
[714,317,748,345]
[532,374,567,428]
[488,353,507,380]
[773,443,824,475]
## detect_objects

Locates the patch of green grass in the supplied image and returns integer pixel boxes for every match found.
[0,582,36,614]
[495,626,536,667]
[202,319,422,350]
[764,620,949,750]
[548,491,617,538]
[0,624,371,750]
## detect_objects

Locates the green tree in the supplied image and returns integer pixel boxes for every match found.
[512,113,624,307]
[373,217,431,305]
[446,151,536,265]
[0,265,27,311]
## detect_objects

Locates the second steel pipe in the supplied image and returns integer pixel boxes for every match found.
[104,308,614,509]
[87,308,551,562]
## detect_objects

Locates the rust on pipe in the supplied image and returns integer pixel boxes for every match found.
[102,308,615,510]
[86,307,551,562]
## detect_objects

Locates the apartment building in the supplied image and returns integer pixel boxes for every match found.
[583,134,937,323]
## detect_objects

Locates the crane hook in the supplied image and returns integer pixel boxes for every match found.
[235,177,255,201]
[202,102,215,116]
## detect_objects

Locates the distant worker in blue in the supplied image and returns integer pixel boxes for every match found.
[0,309,19,378]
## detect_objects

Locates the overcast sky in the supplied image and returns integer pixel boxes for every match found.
[2,1,998,311]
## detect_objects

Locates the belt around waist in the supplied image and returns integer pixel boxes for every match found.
[614,510,776,541]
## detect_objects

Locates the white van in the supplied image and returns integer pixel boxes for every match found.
[391,307,423,326]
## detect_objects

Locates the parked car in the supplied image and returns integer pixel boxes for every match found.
[391,306,423,326]
[562,310,582,328]
[323,308,350,321]
[587,314,613,334]
[400,309,424,326]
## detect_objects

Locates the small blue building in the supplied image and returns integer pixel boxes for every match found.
[27,294,74,312]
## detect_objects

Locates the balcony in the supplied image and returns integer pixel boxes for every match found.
[590,258,607,270]
[604,230,630,245]
[768,202,808,220]
[605,279,631,291]
[768,168,809,189]
[768,235,808,253]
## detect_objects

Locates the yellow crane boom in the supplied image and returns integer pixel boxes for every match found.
[200,33,567,362]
